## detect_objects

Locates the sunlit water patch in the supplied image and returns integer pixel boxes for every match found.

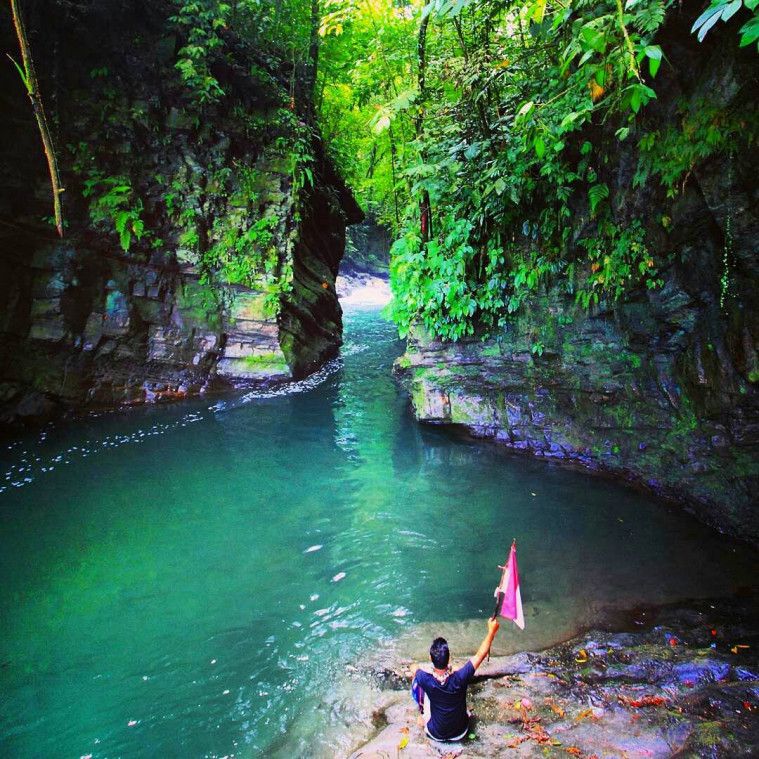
[0,307,756,758]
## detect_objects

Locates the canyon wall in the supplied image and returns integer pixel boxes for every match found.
[0,0,361,425]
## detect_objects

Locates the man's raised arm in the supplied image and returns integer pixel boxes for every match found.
[469,617,499,671]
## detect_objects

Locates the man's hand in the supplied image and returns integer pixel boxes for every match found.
[470,617,500,671]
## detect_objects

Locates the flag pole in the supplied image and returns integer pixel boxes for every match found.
[488,539,516,660]
[491,539,516,618]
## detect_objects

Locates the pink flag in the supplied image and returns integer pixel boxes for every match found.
[495,541,524,629]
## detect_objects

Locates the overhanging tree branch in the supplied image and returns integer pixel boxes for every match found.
[9,0,64,236]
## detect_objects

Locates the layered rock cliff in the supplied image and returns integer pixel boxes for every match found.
[396,12,759,544]
[0,0,361,425]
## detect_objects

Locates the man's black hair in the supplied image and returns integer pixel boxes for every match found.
[430,637,450,669]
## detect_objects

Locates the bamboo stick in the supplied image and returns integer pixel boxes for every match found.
[9,0,64,236]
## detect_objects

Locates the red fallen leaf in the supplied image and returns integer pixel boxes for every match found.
[566,748,583,757]
[624,695,667,708]
[743,701,755,712]
[711,629,717,636]
[669,638,678,647]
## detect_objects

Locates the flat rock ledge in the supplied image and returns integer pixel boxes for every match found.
[349,594,758,758]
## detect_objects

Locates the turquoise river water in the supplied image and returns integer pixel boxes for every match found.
[1,305,756,758]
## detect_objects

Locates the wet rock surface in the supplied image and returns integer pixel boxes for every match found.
[349,594,759,758]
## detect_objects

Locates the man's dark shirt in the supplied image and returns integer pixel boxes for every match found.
[415,660,474,740]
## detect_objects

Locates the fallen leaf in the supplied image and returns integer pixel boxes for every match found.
[575,649,589,663]
[544,698,566,718]
[397,735,408,750]
[619,694,667,708]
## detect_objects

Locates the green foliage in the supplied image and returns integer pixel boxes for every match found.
[81,172,145,252]
[390,217,510,340]
[378,0,679,339]
[575,221,662,309]
[65,0,758,344]
[318,0,754,341]
[166,157,294,316]
[691,1,759,51]
[317,0,419,227]
[170,0,231,104]
[634,98,750,197]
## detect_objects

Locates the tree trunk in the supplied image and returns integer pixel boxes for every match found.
[417,11,432,242]
[304,0,320,114]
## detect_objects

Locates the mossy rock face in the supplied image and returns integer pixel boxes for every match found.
[215,352,290,382]
[227,292,270,325]
[0,0,361,425]
[400,265,759,544]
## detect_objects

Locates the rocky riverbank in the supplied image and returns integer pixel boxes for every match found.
[349,593,758,758]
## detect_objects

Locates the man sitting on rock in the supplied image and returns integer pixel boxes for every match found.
[412,618,500,742]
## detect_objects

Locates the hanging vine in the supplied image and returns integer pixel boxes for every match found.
[720,153,735,312]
